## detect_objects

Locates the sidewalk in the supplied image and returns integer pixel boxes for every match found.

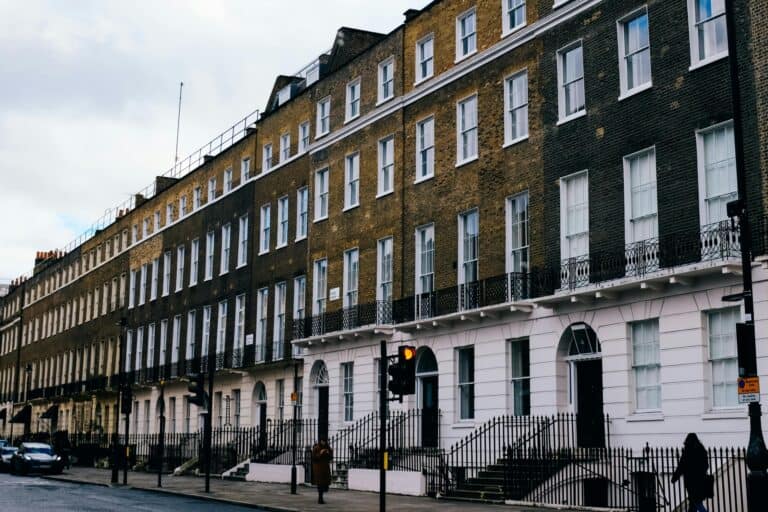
[44,467,521,512]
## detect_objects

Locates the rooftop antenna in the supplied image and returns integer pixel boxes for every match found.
[174,81,184,170]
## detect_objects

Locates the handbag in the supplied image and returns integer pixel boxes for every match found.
[704,474,715,499]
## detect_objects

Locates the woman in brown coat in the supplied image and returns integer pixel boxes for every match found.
[311,439,333,504]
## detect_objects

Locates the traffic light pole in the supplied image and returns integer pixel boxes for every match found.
[379,340,387,512]
[724,3,768,510]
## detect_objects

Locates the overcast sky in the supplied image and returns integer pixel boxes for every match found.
[0,0,429,281]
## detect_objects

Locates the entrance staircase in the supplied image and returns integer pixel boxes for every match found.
[437,413,610,503]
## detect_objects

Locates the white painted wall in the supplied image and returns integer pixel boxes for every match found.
[347,469,426,496]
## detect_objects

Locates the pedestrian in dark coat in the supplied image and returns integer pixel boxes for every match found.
[672,433,710,512]
[311,439,333,504]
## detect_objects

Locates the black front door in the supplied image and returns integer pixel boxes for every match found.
[317,387,329,441]
[258,403,268,450]
[576,359,605,448]
[421,376,439,448]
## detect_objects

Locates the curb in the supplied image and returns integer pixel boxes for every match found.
[41,474,297,512]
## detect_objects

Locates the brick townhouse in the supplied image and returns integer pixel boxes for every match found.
[1,0,767,497]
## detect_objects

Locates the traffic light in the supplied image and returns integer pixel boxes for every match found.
[188,373,208,409]
[398,345,416,395]
[387,345,417,397]
[120,386,133,415]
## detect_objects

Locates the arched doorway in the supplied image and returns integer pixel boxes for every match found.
[310,360,329,441]
[416,347,439,447]
[252,382,268,451]
[155,398,165,434]
[559,322,604,448]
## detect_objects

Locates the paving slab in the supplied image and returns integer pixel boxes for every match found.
[44,467,525,512]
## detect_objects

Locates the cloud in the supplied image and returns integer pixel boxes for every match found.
[0,0,430,280]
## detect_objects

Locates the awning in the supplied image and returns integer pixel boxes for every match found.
[9,404,31,424]
[40,404,59,420]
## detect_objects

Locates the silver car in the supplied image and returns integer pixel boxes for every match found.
[10,442,63,475]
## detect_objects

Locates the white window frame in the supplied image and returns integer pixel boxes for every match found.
[415,224,435,296]
[277,196,289,248]
[237,215,248,267]
[179,196,187,217]
[224,168,233,193]
[273,282,286,360]
[508,337,531,416]
[631,319,661,412]
[458,208,480,286]
[216,300,227,354]
[559,170,590,261]
[201,306,211,358]
[504,70,529,146]
[314,168,329,221]
[138,264,147,306]
[204,231,215,281]
[175,245,185,292]
[415,34,434,84]
[234,294,246,356]
[415,116,435,182]
[313,258,328,315]
[708,308,740,409]
[455,8,477,62]
[503,0,527,36]
[280,133,291,163]
[162,252,171,297]
[186,310,197,360]
[220,223,231,275]
[695,120,737,227]
[342,361,354,422]
[255,288,268,362]
[241,158,251,182]
[296,187,309,240]
[378,136,394,197]
[343,248,359,309]
[377,57,395,104]
[345,78,361,122]
[171,315,181,364]
[557,41,586,124]
[193,187,202,210]
[623,146,658,244]
[377,237,393,303]
[456,94,478,166]
[263,144,273,172]
[617,6,652,99]
[457,346,475,420]
[506,191,530,275]
[344,152,360,210]
[299,121,310,153]
[259,204,271,254]
[687,0,728,69]
[208,177,217,202]
[190,239,199,286]
[316,97,331,138]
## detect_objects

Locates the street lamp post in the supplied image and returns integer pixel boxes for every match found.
[158,381,165,488]
[290,361,298,495]
[111,318,126,485]
[723,3,768,510]
[24,363,32,437]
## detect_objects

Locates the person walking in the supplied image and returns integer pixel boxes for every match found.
[311,438,333,504]
[672,433,711,512]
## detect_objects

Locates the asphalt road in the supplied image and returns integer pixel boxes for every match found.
[0,472,262,511]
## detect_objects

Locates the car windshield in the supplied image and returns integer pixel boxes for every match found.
[25,447,53,455]
[1,447,17,455]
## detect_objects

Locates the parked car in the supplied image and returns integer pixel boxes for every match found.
[0,446,18,471]
[10,443,63,475]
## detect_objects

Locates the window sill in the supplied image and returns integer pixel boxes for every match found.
[376,96,394,107]
[295,235,307,243]
[344,114,360,124]
[236,263,247,270]
[258,250,269,256]
[456,156,479,168]
[276,243,288,250]
[553,0,571,8]
[501,23,526,39]
[618,82,653,101]
[313,216,328,224]
[188,282,197,288]
[702,407,747,421]
[315,131,329,140]
[414,174,434,185]
[626,411,664,422]
[503,135,529,149]
[454,49,477,64]
[413,75,433,87]
[342,204,360,213]
[556,109,587,126]
[376,190,394,200]
[219,271,229,277]
[689,52,728,72]
[451,421,476,429]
